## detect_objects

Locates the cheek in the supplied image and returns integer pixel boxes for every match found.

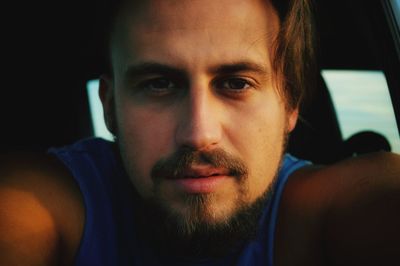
[116,104,176,198]
[226,94,287,202]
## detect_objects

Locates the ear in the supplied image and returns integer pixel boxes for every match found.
[287,108,299,133]
[99,75,116,135]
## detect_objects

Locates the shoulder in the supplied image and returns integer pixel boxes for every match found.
[0,152,84,265]
[275,152,400,265]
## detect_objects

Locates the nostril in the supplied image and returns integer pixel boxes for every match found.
[175,124,222,150]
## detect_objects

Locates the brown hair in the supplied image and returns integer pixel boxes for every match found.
[102,0,316,110]
[271,0,316,110]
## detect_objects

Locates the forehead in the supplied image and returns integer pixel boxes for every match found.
[117,0,276,29]
[111,0,279,74]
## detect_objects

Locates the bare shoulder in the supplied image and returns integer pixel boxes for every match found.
[275,152,400,266]
[0,152,84,265]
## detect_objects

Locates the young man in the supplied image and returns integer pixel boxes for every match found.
[1,0,399,265]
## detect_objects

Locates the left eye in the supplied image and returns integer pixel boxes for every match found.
[137,77,177,96]
[146,78,174,89]
[216,78,251,91]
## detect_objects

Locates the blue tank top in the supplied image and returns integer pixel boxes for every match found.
[48,138,310,266]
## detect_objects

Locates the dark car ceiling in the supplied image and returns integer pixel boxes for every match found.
[0,0,396,153]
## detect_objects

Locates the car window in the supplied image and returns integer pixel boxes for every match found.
[321,69,400,153]
[391,0,400,28]
[87,80,114,141]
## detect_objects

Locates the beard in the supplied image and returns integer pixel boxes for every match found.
[126,146,283,260]
[134,186,274,260]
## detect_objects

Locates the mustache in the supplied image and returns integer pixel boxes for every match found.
[151,147,248,180]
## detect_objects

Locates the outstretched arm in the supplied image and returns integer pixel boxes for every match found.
[0,154,84,265]
[275,152,400,266]
[323,152,400,265]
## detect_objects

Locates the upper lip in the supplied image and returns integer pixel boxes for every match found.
[180,166,230,178]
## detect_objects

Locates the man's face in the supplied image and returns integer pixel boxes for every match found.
[102,0,298,230]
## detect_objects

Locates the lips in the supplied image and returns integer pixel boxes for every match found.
[165,166,231,193]
[151,147,248,186]
[179,166,230,179]
[151,148,248,193]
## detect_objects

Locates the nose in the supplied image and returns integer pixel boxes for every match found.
[175,84,222,150]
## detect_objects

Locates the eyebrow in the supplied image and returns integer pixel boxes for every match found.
[124,61,269,80]
[124,62,186,80]
[209,61,269,76]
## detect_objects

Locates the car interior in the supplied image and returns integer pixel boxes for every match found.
[1,0,399,165]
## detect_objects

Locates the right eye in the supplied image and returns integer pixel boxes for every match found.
[137,77,177,96]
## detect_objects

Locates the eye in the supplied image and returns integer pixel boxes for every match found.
[215,77,252,92]
[137,77,177,96]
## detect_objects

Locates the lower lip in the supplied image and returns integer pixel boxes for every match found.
[171,175,230,194]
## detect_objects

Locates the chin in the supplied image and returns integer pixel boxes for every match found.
[134,186,272,258]
[164,193,243,232]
